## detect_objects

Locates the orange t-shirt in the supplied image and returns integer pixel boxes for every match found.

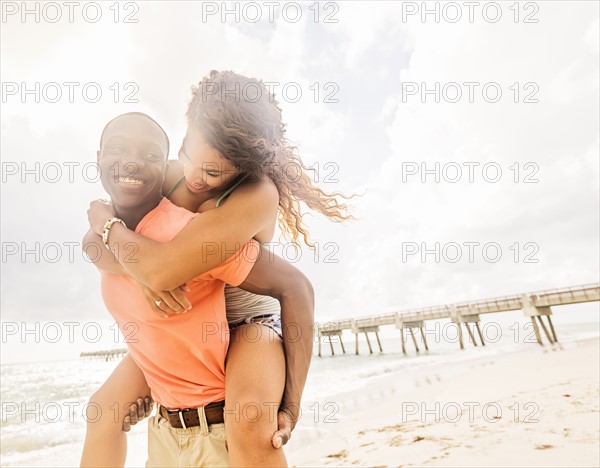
[100,197,259,409]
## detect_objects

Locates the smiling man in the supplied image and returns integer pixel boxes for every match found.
[97,112,171,229]
[81,112,314,467]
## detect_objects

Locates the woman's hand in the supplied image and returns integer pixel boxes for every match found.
[134,280,192,319]
[87,199,117,235]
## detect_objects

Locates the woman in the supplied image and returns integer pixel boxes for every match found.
[81,70,353,467]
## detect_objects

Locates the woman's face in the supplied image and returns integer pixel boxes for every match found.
[178,126,240,194]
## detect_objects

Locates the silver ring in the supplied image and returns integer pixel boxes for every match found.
[154,300,162,306]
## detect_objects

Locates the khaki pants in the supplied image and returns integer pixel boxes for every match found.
[146,409,228,467]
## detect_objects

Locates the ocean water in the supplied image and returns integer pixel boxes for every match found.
[302,317,600,403]
[1,318,598,467]
[1,359,122,467]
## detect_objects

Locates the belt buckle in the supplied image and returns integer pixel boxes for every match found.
[164,406,193,429]
[178,410,187,429]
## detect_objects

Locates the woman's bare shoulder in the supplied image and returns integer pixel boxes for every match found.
[231,176,279,241]
[233,175,279,204]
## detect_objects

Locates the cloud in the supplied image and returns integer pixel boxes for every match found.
[1,2,598,327]
[315,2,600,317]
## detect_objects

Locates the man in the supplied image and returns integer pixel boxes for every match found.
[82,112,313,467]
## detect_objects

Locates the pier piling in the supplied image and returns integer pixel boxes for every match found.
[419,323,429,351]
[521,295,558,345]
[351,322,382,355]
[395,318,429,355]
[450,309,485,348]
[364,332,373,354]
[475,322,485,346]
[317,328,346,357]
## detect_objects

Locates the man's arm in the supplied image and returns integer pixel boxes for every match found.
[237,248,315,429]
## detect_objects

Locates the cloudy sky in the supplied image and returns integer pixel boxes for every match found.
[1,1,598,347]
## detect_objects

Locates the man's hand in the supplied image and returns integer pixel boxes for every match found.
[122,396,154,432]
[134,280,192,319]
[87,199,117,235]
[271,406,296,449]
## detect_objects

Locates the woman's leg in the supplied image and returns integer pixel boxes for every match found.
[80,353,151,468]
[225,323,287,467]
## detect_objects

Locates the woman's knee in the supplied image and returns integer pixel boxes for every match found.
[225,395,278,445]
[225,402,277,448]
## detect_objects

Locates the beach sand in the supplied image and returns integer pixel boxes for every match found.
[5,337,597,467]
[286,337,600,467]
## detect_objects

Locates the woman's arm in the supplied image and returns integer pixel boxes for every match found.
[82,229,192,316]
[94,179,280,291]
[82,229,128,275]
[236,248,315,430]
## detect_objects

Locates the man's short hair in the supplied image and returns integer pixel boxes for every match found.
[99,112,170,158]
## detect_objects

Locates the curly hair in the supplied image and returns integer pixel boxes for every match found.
[186,70,355,247]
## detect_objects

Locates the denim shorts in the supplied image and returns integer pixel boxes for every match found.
[229,313,283,340]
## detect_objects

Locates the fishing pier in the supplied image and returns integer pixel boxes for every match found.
[316,283,600,357]
[80,348,128,361]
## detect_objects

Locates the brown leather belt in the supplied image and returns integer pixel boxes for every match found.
[159,400,225,429]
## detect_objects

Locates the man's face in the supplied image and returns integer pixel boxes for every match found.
[97,115,168,208]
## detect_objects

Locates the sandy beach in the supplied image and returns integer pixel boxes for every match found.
[2,333,598,467]
[286,337,600,467]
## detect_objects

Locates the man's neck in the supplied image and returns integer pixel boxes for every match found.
[113,196,163,231]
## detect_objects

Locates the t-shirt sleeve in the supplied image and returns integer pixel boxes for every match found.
[202,239,260,286]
